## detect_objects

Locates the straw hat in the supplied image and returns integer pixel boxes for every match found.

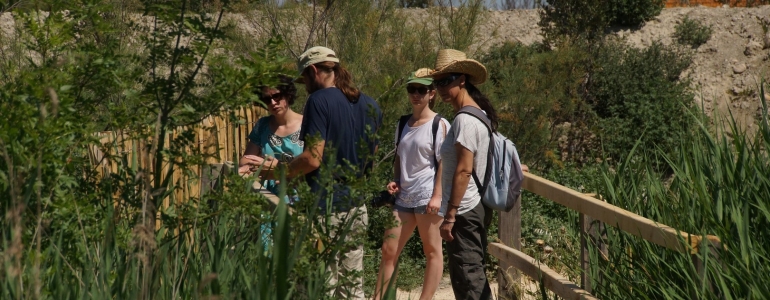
[420,49,487,85]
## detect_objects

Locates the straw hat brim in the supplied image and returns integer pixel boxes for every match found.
[420,60,487,85]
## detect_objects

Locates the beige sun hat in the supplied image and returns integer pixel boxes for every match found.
[295,46,340,84]
[419,49,487,85]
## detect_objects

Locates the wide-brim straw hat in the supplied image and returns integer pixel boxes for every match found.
[419,49,487,85]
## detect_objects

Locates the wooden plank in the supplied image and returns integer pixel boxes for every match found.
[580,213,590,292]
[523,173,696,253]
[489,242,599,300]
[498,195,521,297]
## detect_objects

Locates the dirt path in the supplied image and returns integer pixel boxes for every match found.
[396,276,544,300]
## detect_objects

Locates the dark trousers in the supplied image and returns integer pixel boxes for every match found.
[447,201,493,300]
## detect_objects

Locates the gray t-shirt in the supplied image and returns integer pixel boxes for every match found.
[440,113,490,215]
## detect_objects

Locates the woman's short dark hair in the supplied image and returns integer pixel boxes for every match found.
[258,74,298,106]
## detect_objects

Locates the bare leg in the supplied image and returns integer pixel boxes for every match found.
[415,213,445,300]
[373,210,418,300]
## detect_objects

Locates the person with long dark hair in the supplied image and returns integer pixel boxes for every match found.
[419,49,496,300]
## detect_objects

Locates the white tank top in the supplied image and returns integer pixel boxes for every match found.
[395,116,450,207]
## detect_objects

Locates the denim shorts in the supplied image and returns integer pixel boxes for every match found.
[393,203,446,217]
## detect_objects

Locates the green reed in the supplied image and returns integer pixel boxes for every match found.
[591,82,770,299]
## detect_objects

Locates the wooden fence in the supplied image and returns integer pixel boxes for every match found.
[87,106,267,209]
[491,173,722,300]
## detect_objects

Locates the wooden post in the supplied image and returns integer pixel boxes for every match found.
[498,195,521,298]
[690,236,721,299]
[580,213,590,293]
[580,210,608,294]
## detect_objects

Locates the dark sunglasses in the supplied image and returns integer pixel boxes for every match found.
[406,86,431,95]
[434,74,462,87]
[260,92,283,103]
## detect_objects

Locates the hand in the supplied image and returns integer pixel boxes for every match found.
[426,196,441,215]
[241,155,266,168]
[440,220,454,242]
[386,181,400,195]
[238,164,253,176]
[522,164,530,173]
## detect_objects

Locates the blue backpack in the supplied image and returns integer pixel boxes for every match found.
[457,106,524,212]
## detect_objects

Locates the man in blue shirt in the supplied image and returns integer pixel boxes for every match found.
[288,46,382,299]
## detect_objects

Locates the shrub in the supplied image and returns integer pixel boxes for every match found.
[674,16,713,48]
[607,0,664,27]
[588,40,696,168]
[539,0,610,46]
[540,0,664,46]
[481,41,596,167]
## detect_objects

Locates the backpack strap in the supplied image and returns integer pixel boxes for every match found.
[393,114,412,172]
[431,113,441,170]
[456,106,494,197]
[396,114,411,148]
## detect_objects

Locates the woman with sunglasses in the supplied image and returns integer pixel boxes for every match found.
[419,49,498,299]
[239,75,303,202]
[374,70,450,300]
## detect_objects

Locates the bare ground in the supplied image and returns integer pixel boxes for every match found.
[478,6,770,133]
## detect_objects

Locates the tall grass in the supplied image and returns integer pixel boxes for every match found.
[591,82,770,299]
[0,0,377,298]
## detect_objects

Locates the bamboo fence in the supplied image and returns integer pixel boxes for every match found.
[87,106,267,213]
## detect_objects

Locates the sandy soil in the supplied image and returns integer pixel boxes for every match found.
[396,274,549,300]
[477,6,770,132]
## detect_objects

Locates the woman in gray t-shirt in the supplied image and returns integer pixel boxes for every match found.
[419,49,498,300]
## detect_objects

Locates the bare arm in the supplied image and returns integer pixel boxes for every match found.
[445,143,474,222]
[440,143,474,242]
[289,139,324,178]
[387,154,402,194]
[259,139,324,180]
[427,120,447,212]
[239,143,262,165]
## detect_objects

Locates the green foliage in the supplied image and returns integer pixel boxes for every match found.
[592,82,770,298]
[481,41,596,167]
[539,0,610,46]
[400,0,431,8]
[607,0,664,27]
[540,0,664,46]
[674,16,713,49]
[589,40,696,168]
[0,0,374,298]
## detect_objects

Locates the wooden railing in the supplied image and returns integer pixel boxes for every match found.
[491,173,722,300]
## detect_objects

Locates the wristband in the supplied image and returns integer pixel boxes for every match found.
[443,219,455,223]
[448,203,460,209]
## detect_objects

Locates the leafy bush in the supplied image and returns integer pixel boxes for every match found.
[588,40,696,168]
[539,0,611,46]
[481,41,597,167]
[607,0,664,27]
[540,0,664,46]
[674,16,713,48]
